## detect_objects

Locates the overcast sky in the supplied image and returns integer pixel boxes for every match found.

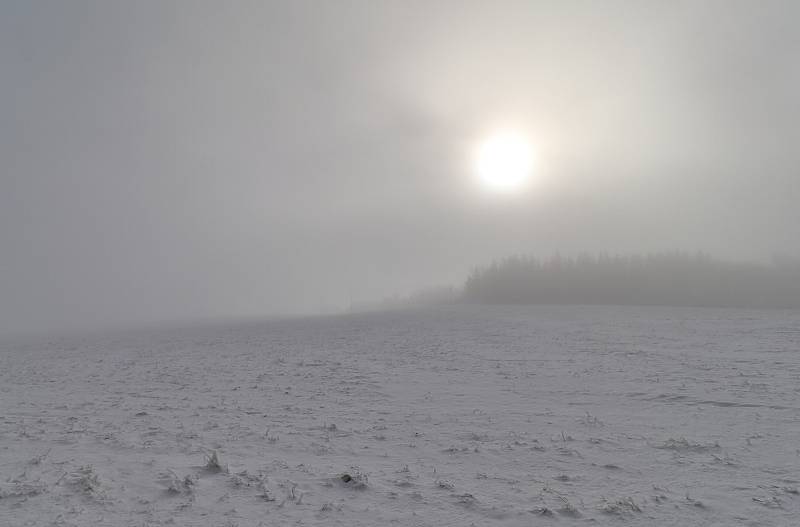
[2,0,799,334]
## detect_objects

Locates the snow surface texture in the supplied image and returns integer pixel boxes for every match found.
[1,305,799,526]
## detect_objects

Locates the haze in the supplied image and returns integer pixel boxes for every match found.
[2,0,799,335]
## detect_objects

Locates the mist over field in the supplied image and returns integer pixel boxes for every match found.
[2,0,800,335]
[2,1,800,526]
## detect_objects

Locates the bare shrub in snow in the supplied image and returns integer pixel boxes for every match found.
[0,477,48,499]
[655,437,720,453]
[555,495,582,518]
[264,428,279,443]
[204,451,228,474]
[436,479,455,490]
[229,470,264,489]
[455,493,476,506]
[752,496,783,508]
[159,470,197,496]
[67,465,103,497]
[578,411,604,427]
[541,487,583,518]
[598,496,642,515]
[259,481,276,502]
[27,449,50,466]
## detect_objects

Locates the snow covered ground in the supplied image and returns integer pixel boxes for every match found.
[1,305,799,526]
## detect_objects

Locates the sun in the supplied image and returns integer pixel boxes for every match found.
[475,131,534,192]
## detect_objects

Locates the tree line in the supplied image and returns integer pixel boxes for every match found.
[463,252,800,308]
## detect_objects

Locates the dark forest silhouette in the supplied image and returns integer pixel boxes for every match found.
[463,252,800,309]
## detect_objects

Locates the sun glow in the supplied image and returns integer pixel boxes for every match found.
[475,131,534,192]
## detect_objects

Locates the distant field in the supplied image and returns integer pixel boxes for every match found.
[2,305,799,526]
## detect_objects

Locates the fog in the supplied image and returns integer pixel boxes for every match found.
[2,1,799,335]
